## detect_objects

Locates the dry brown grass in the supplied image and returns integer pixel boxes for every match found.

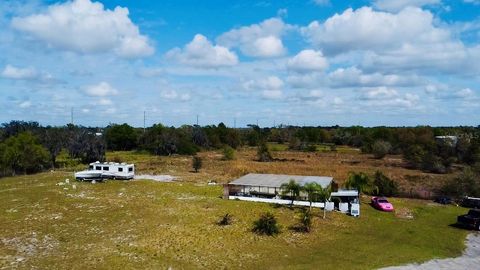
[108,146,454,193]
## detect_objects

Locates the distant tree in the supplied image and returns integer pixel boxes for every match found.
[105,123,138,151]
[67,129,105,163]
[372,140,392,159]
[372,171,398,197]
[281,179,301,206]
[403,145,426,169]
[41,127,65,169]
[252,212,280,236]
[440,167,480,199]
[192,156,202,173]
[0,132,49,175]
[345,172,377,195]
[257,140,272,162]
[1,120,40,140]
[222,145,235,160]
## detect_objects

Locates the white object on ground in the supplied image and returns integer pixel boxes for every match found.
[65,179,70,184]
[325,201,335,211]
[134,174,176,182]
[91,180,96,184]
[339,202,349,213]
[229,196,325,208]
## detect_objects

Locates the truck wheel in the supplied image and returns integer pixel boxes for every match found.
[476,223,480,231]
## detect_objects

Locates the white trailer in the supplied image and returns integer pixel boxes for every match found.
[75,161,135,181]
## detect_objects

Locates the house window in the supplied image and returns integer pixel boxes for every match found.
[118,167,123,172]
[128,167,133,172]
[96,166,101,170]
[103,166,109,171]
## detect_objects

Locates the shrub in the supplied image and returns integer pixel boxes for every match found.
[222,146,235,160]
[372,171,398,197]
[330,144,337,152]
[217,213,233,226]
[192,156,202,173]
[305,144,317,152]
[440,167,480,199]
[252,212,280,236]
[403,145,426,169]
[345,172,377,195]
[298,210,312,232]
[372,140,392,159]
[257,141,272,162]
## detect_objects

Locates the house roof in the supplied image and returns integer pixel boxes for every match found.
[229,173,332,188]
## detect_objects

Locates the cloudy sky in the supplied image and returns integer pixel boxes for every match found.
[1,0,479,127]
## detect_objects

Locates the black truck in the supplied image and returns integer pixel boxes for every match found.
[457,209,480,230]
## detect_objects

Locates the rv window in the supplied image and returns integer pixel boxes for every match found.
[128,167,133,172]
[103,166,109,171]
[96,166,101,170]
[118,167,123,172]
[89,165,93,170]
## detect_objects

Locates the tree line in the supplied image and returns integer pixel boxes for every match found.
[1,120,479,177]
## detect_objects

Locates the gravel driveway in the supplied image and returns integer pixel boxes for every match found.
[381,233,480,270]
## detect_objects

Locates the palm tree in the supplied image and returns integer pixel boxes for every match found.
[303,182,321,211]
[345,172,377,195]
[280,179,301,206]
[317,185,332,219]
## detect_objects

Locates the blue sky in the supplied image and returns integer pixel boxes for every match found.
[0,0,479,127]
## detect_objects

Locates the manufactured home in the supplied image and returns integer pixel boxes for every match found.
[224,173,359,216]
[75,161,135,181]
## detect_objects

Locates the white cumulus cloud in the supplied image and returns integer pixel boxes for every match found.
[1,65,38,80]
[160,89,191,101]
[373,0,441,12]
[301,7,449,55]
[287,50,328,73]
[11,0,154,58]
[166,34,238,68]
[217,18,290,58]
[360,87,420,108]
[243,76,284,100]
[84,82,119,97]
[328,67,422,87]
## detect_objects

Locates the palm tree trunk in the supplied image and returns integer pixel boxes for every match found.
[323,200,326,219]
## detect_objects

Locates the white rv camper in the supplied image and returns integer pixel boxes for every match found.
[75,161,135,181]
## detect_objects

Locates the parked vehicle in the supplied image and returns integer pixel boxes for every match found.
[371,197,394,212]
[461,197,480,209]
[457,209,480,231]
[434,196,452,205]
[75,161,135,181]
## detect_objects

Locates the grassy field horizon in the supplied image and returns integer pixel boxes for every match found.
[0,147,471,269]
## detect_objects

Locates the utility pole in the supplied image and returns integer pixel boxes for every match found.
[143,111,146,133]
[70,107,73,125]
[196,114,199,126]
[234,117,236,129]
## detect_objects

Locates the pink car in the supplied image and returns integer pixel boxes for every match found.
[371,197,394,212]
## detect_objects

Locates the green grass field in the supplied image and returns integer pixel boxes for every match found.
[0,169,469,269]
